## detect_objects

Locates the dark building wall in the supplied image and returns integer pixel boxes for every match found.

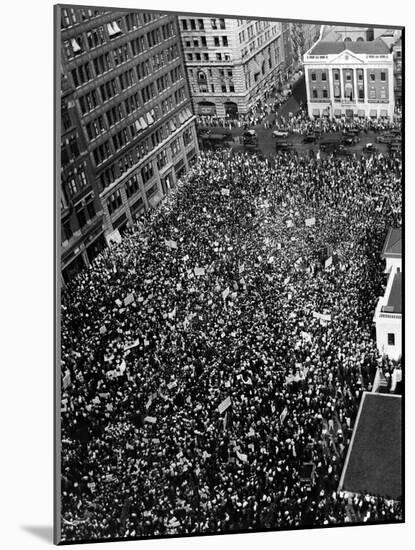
[59,7,199,282]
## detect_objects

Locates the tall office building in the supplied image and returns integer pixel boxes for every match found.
[59,7,199,281]
[178,16,285,117]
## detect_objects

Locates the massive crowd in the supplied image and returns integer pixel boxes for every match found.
[60,143,402,541]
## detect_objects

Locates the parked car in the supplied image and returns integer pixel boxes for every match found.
[342,128,360,136]
[303,133,317,143]
[275,141,293,151]
[376,134,396,144]
[388,142,401,153]
[341,134,360,146]
[320,139,341,152]
[272,129,289,138]
[363,143,377,153]
[243,129,258,147]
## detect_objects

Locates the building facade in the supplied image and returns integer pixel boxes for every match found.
[303,39,394,119]
[59,7,199,281]
[178,16,285,117]
[374,228,402,361]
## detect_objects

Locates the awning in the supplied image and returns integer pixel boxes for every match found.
[148,192,163,209]
[146,112,154,125]
[380,109,388,117]
[322,107,330,116]
[169,120,176,132]
[139,116,148,129]
[178,112,185,124]
[134,119,142,132]
[185,107,193,119]
[370,109,377,118]
[107,21,122,37]
[334,109,341,117]
[358,110,365,117]
[71,38,81,53]
[312,108,320,116]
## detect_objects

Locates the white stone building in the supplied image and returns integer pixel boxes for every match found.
[303,39,394,120]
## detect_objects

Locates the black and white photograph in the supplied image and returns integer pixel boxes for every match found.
[55,3,403,545]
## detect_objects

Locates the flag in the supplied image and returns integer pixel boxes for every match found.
[218,396,231,414]
[124,293,135,306]
[63,372,71,390]
[279,406,288,424]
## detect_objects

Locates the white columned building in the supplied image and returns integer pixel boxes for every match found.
[303,40,394,120]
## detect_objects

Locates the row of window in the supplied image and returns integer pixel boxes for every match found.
[61,134,82,167]
[62,193,97,242]
[64,17,176,60]
[73,45,180,102]
[311,85,388,101]
[194,68,233,79]
[198,83,235,94]
[61,8,159,30]
[181,18,225,31]
[62,162,89,200]
[98,108,193,189]
[310,69,387,83]
[187,51,232,62]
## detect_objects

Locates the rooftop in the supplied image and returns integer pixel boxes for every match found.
[382,227,402,258]
[309,39,391,56]
[339,392,402,500]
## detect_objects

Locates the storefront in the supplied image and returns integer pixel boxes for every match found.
[197,102,216,116]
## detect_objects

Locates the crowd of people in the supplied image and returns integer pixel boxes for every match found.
[60,142,402,541]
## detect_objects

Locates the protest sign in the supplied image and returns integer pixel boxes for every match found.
[124,293,135,307]
[236,450,248,463]
[63,372,71,390]
[305,217,316,227]
[99,325,107,335]
[144,416,157,424]
[313,311,331,322]
[165,239,178,249]
[222,287,230,300]
[218,396,231,414]
[325,256,333,268]
[286,220,293,228]
[124,339,140,351]
[194,267,205,276]
[221,188,230,196]
[280,406,288,424]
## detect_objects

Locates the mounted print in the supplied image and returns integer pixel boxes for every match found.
[55,3,404,545]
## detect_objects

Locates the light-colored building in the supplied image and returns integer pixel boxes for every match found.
[178,16,285,117]
[303,39,394,120]
[373,228,402,361]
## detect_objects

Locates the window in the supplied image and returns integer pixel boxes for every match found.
[126,174,140,198]
[388,333,395,346]
[62,218,72,241]
[219,18,225,29]
[198,19,204,30]
[119,69,134,91]
[312,88,318,98]
[211,18,217,29]
[359,88,364,99]
[229,84,235,93]
[86,26,105,49]
[113,44,129,66]
[93,53,111,76]
[322,89,328,98]
[183,127,193,146]
[182,20,188,31]
[171,138,181,158]
[346,72,352,81]
[107,189,123,215]
[216,53,222,61]
[201,36,207,47]
[130,35,145,56]
[86,196,96,220]
[211,84,215,93]
[334,72,339,81]
[221,84,227,93]
[100,79,118,102]
[381,71,386,81]
[203,53,209,61]
[195,53,201,61]
[214,37,220,47]
[190,19,196,30]
[322,72,327,81]
[141,162,154,183]
[222,36,228,47]
[187,53,193,61]
[311,72,316,81]
[157,149,168,169]
[370,72,375,81]
[193,39,199,47]
[147,28,161,48]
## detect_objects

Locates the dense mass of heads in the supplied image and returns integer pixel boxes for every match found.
[61,146,402,541]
